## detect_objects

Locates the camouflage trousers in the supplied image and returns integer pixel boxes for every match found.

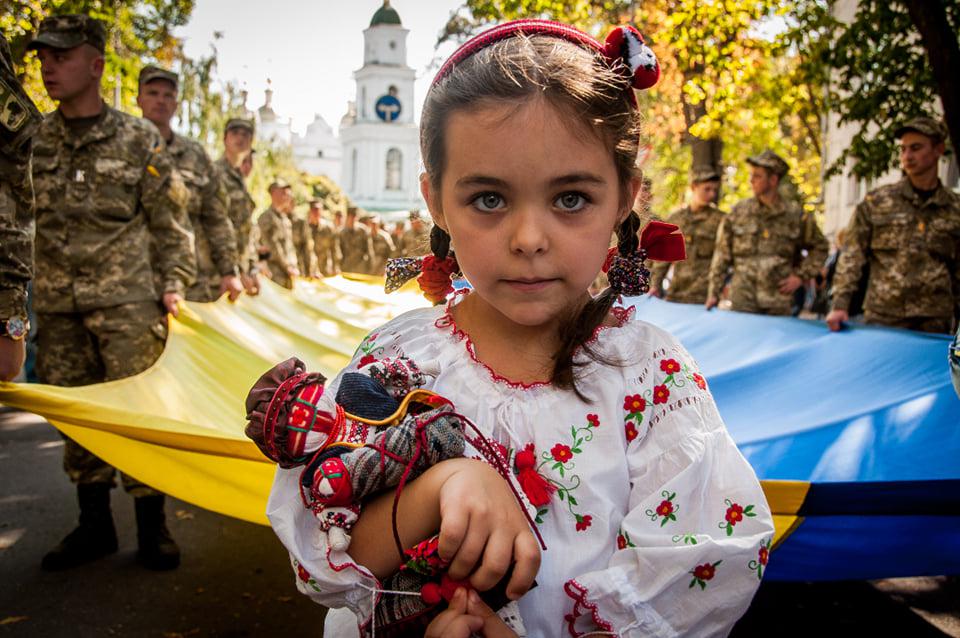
[864,312,954,335]
[36,301,167,496]
[186,278,223,303]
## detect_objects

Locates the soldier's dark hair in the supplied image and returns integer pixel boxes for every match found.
[420,34,642,399]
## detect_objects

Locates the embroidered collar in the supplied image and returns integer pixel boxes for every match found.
[433,290,634,390]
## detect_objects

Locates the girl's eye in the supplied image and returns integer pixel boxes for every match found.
[472,192,505,212]
[555,192,588,212]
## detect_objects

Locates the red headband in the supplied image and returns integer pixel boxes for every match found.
[433,19,660,106]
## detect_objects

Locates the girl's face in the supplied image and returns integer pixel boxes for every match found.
[424,98,638,332]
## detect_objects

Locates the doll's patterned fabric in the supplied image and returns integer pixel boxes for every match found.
[267,292,774,637]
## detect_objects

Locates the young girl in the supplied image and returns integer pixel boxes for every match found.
[264,20,773,637]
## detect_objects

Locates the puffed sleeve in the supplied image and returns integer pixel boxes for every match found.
[565,332,773,637]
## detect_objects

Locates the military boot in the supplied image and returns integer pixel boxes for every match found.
[134,494,180,570]
[41,483,118,571]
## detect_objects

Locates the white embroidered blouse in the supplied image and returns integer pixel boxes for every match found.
[266,294,774,637]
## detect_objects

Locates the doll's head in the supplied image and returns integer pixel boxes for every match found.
[419,21,661,396]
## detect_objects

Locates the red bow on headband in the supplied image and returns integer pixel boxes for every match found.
[602,220,686,274]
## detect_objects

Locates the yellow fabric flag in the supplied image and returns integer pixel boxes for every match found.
[0,276,799,546]
[0,277,426,524]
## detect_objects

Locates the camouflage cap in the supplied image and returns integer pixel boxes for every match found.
[746,149,789,177]
[268,178,291,192]
[225,118,255,134]
[895,116,947,143]
[139,64,178,88]
[690,166,721,183]
[28,14,106,54]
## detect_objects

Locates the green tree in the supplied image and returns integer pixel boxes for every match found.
[439,0,832,215]
[2,0,194,112]
[826,0,960,180]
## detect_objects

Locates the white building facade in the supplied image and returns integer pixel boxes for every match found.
[339,1,424,211]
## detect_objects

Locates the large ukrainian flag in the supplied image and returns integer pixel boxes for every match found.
[2,280,958,580]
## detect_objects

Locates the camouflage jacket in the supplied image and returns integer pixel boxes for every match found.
[214,156,257,275]
[397,225,431,258]
[369,228,395,275]
[339,225,374,274]
[832,178,960,324]
[650,204,725,304]
[708,196,827,315]
[32,106,194,313]
[258,207,297,288]
[167,134,238,298]
[0,34,41,319]
[311,221,340,276]
[292,217,315,277]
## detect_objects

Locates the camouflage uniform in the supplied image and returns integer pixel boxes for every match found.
[397,224,431,258]
[369,227,396,276]
[708,197,827,315]
[311,218,340,276]
[650,203,725,303]
[292,216,316,278]
[258,207,297,289]
[0,34,42,332]
[215,156,257,276]
[339,225,374,274]
[32,104,194,493]
[166,134,238,302]
[831,178,960,333]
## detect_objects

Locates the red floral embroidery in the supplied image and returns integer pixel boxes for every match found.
[750,538,772,580]
[297,563,311,582]
[693,373,707,390]
[616,528,636,550]
[354,332,385,364]
[551,444,573,463]
[623,394,646,413]
[689,560,722,590]
[653,384,670,404]
[625,421,639,442]
[358,354,376,367]
[645,490,679,526]
[586,413,600,428]
[660,358,681,375]
[575,514,592,532]
[402,535,448,577]
[719,498,757,536]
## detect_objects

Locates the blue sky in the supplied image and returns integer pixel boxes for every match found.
[178,0,465,134]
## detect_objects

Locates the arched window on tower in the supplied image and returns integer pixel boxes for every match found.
[386,148,402,191]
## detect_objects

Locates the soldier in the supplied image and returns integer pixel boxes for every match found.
[827,117,960,334]
[333,209,344,231]
[214,118,260,295]
[0,34,42,381]
[257,179,299,289]
[291,206,316,278]
[650,168,725,303]
[397,209,432,257]
[28,15,195,571]
[365,214,395,275]
[707,150,827,315]
[308,199,340,276]
[137,65,242,303]
[339,206,374,274]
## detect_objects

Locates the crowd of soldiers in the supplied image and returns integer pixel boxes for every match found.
[0,15,431,575]
[649,128,960,341]
[1,13,959,578]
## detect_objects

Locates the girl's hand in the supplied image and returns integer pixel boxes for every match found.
[425,588,483,638]
[425,589,519,638]
[466,589,519,638]
[438,460,540,599]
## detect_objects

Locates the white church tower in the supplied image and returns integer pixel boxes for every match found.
[339,1,423,211]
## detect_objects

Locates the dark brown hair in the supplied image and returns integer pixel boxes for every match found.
[421,34,643,398]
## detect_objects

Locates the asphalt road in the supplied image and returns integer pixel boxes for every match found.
[1,409,957,637]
